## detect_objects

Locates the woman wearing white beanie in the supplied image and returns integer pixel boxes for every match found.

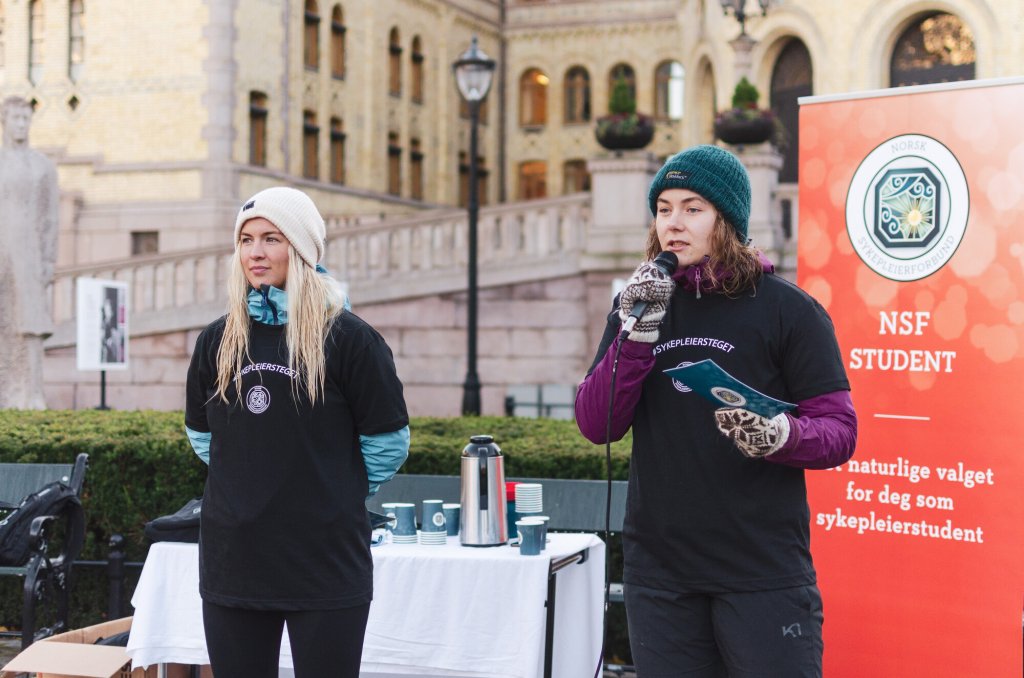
[184,186,410,677]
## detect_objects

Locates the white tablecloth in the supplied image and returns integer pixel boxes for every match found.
[127,533,604,678]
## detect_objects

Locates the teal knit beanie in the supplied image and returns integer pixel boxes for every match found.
[647,145,752,242]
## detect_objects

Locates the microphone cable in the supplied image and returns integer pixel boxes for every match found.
[593,332,627,678]
[593,252,677,677]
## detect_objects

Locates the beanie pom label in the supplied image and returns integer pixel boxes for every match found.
[664,170,690,181]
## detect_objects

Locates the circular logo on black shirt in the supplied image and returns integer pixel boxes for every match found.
[671,361,695,393]
[246,385,271,414]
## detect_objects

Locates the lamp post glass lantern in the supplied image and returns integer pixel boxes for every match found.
[720,0,772,36]
[453,36,496,416]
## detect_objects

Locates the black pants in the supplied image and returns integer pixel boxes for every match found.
[202,601,371,678]
[624,583,823,677]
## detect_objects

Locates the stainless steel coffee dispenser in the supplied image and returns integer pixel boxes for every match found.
[459,435,508,546]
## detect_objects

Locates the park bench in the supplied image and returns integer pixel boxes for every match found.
[367,473,630,675]
[0,453,88,649]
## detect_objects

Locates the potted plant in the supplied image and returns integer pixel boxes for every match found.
[595,76,655,151]
[713,77,783,147]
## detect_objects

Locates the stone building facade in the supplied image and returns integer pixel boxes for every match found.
[0,0,1018,414]
[3,0,1014,261]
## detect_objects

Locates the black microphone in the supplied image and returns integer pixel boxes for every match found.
[620,251,679,337]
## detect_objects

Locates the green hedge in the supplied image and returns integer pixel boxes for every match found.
[0,410,635,660]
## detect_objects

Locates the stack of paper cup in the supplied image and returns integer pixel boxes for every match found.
[418,499,447,545]
[418,529,447,545]
[389,503,418,544]
[442,503,461,537]
[520,515,550,551]
[514,483,543,516]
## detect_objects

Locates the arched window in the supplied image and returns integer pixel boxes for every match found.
[608,63,636,108]
[329,116,345,184]
[770,40,812,184]
[68,0,84,81]
[563,159,591,194]
[654,61,684,120]
[891,12,975,87]
[694,60,716,143]
[29,0,44,84]
[249,92,268,167]
[458,152,488,207]
[518,161,547,200]
[459,95,489,124]
[458,152,469,207]
[304,0,320,70]
[478,155,489,206]
[563,66,590,124]
[303,110,319,179]
[519,68,548,127]
[411,36,424,104]
[387,132,401,195]
[410,138,424,200]
[388,27,402,96]
[330,4,345,78]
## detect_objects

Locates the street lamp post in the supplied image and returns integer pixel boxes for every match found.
[720,0,774,83]
[453,36,496,416]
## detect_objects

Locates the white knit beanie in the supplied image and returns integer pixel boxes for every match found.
[233,187,326,268]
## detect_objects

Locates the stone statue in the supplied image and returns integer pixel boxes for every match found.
[0,96,59,409]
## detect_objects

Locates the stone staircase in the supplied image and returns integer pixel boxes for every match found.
[43,193,609,415]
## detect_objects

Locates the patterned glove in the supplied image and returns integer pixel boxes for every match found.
[617,261,676,342]
[714,408,791,458]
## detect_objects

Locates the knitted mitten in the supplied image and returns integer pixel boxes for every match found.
[714,407,791,458]
[617,261,676,342]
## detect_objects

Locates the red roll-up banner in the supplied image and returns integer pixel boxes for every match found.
[798,77,1024,677]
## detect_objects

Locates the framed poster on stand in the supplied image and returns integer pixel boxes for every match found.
[76,278,129,408]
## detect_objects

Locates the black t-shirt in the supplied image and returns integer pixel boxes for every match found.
[185,312,408,609]
[593,274,849,593]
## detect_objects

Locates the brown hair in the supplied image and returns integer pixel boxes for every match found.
[643,213,764,296]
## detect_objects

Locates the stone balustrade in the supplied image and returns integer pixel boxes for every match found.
[47,193,592,345]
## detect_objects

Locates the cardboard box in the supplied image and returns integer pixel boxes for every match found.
[0,617,211,678]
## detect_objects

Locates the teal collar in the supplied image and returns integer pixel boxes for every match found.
[245,266,349,324]
[247,285,288,325]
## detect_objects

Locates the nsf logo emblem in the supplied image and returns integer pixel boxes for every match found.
[845,134,969,282]
[246,385,271,414]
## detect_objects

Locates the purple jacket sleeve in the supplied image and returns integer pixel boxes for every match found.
[766,390,857,470]
[575,338,655,443]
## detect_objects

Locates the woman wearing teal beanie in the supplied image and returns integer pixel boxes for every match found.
[576,145,857,676]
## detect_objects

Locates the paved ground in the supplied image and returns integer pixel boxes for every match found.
[0,637,19,666]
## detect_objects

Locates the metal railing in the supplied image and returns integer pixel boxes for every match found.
[71,534,144,621]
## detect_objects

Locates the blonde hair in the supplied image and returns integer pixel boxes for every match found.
[644,212,764,296]
[215,244,344,404]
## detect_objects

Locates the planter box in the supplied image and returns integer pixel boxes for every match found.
[713,116,774,145]
[595,115,655,150]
